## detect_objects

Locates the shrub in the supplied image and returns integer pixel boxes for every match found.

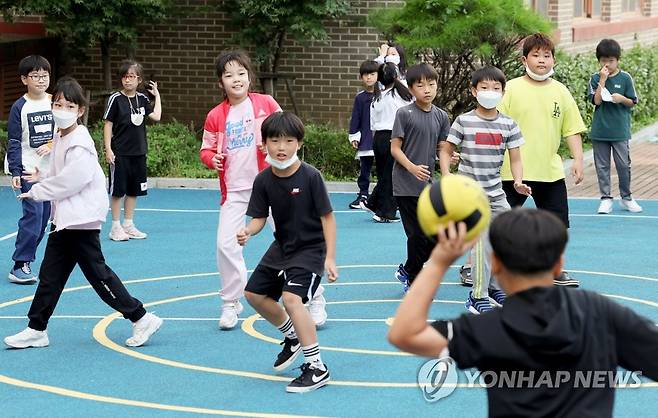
[301,123,357,181]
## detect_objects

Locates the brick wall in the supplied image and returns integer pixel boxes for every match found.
[66,0,402,130]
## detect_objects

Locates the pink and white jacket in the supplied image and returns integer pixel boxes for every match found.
[200,93,281,205]
[28,125,109,230]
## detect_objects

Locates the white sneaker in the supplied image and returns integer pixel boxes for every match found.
[4,327,49,348]
[620,199,643,213]
[597,199,613,214]
[125,313,163,347]
[123,224,148,239]
[109,225,130,241]
[219,300,244,330]
[308,294,328,328]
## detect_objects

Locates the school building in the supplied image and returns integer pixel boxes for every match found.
[2,0,658,127]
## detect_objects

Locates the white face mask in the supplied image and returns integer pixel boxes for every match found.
[52,109,78,129]
[600,87,614,102]
[266,152,299,170]
[385,55,401,66]
[476,91,503,109]
[525,65,554,81]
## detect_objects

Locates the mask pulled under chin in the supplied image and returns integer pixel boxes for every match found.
[266,152,299,170]
[52,109,78,129]
[525,66,554,81]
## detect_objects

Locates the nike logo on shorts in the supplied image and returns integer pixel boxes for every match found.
[287,280,303,287]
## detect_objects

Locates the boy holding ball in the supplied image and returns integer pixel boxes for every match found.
[439,66,530,314]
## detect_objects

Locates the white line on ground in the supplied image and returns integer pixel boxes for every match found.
[0,232,18,242]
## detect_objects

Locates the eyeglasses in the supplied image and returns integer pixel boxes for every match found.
[27,74,49,81]
[122,74,138,80]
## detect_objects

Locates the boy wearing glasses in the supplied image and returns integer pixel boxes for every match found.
[103,60,161,241]
[6,55,54,284]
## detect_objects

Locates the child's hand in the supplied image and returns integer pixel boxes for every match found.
[22,167,40,184]
[145,81,160,98]
[513,181,532,196]
[106,149,115,164]
[325,258,338,282]
[212,152,226,171]
[611,93,625,104]
[351,140,359,149]
[429,221,476,267]
[236,227,250,246]
[599,65,610,81]
[571,160,584,185]
[410,164,430,181]
[11,176,21,189]
[379,43,389,57]
[36,144,51,157]
[450,151,460,166]
[17,192,31,201]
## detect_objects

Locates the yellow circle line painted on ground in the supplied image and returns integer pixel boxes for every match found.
[0,374,327,418]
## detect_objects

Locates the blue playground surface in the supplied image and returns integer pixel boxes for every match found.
[0,186,656,417]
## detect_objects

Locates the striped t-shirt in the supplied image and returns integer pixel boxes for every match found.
[447,110,524,199]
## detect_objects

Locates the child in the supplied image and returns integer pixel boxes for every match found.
[498,33,586,287]
[361,62,413,223]
[375,42,407,80]
[237,112,338,393]
[588,38,642,214]
[390,63,450,292]
[388,209,658,417]
[348,60,378,209]
[200,51,327,329]
[103,59,161,241]
[440,66,531,314]
[6,55,54,284]
[4,77,163,349]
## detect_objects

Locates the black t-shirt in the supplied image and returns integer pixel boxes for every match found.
[431,287,658,418]
[103,91,152,156]
[247,162,333,274]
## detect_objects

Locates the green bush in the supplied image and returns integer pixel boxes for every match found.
[0,120,6,165]
[301,123,356,181]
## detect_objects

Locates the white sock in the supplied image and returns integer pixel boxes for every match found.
[112,220,121,229]
[123,219,134,227]
[302,343,325,370]
[276,317,297,340]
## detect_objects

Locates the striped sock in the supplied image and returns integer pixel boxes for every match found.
[302,343,325,371]
[276,317,297,340]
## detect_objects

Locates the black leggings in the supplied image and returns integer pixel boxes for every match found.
[502,179,570,228]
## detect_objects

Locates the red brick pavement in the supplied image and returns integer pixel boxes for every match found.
[567,139,658,199]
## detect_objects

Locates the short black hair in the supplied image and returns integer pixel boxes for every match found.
[471,66,506,90]
[52,76,88,109]
[118,59,143,79]
[18,55,51,77]
[490,208,568,275]
[406,63,438,87]
[261,112,304,142]
[215,50,255,80]
[522,33,555,57]
[359,60,379,76]
[596,39,622,60]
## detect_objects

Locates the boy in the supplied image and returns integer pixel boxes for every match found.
[498,33,586,287]
[390,63,450,292]
[388,209,658,417]
[6,55,54,284]
[348,60,378,209]
[237,112,338,393]
[440,66,531,314]
[103,60,161,241]
[588,38,642,214]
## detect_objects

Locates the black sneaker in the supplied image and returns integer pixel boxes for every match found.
[273,337,301,372]
[359,199,376,214]
[286,363,330,393]
[372,214,400,223]
[349,194,367,209]
[459,265,472,287]
[554,271,580,287]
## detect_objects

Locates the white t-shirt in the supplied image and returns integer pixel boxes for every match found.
[224,97,259,192]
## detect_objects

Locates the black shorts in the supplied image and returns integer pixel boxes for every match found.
[502,179,569,228]
[245,265,322,304]
[109,155,148,197]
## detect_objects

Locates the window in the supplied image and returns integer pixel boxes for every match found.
[622,0,642,13]
[532,0,548,16]
[574,0,601,18]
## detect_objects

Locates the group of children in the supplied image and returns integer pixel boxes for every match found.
[3,33,655,401]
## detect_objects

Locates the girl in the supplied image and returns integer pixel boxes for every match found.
[361,62,413,223]
[375,42,408,81]
[199,51,328,330]
[5,77,162,349]
[103,60,161,241]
